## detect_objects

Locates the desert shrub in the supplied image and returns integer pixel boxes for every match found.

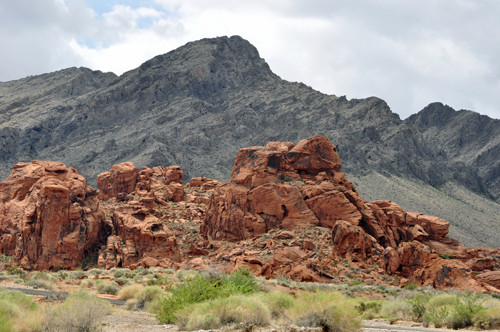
[89,268,103,279]
[96,280,120,295]
[261,291,295,319]
[156,268,258,324]
[0,287,40,331]
[421,293,455,327]
[424,305,449,328]
[406,293,430,320]
[118,284,144,301]
[355,300,382,319]
[25,279,54,291]
[32,271,57,283]
[446,292,485,329]
[374,284,388,293]
[6,266,26,279]
[286,291,361,332]
[0,255,13,264]
[472,306,500,329]
[113,269,125,278]
[115,277,130,286]
[160,268,175,274]
[136,286,166,311]
[483,298,500,309]
[176,294,270,331]
[380,297,412,322]
[42,290,111,332]
[80,279,94,288]
[403,282,419,290]
[13,278,24,285]
[69,270,86,279]
[56,270,68,280]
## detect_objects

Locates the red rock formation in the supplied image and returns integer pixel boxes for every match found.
[97,204,181,269]
[97,162,184,202]
[0,161,107,270]
[97,162,139,200]
[201,136,500,291]
[189,177,222,190]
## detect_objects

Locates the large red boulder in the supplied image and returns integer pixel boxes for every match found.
[97,162,139,200]
[0,161,107,270]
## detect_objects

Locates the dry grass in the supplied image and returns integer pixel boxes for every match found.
[117,284,144,300]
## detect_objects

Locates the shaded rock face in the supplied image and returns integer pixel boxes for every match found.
[0,161,107,270]
[201,136,500,291]
[96,162,185,269]
[97,205,181,269]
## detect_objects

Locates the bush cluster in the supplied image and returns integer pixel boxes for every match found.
[156,268,260,324]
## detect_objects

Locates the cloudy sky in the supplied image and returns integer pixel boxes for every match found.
[1,0,499,119]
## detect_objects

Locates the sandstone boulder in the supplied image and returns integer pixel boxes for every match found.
[406,212,449,240]
[0,161,107,270]
[97,162,139,200]
[331,220,374,262]
[476,271,500,289]
[98,205,181,269]
[189,177,222,190]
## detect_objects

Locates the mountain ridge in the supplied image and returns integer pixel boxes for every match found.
[0,35,499,247]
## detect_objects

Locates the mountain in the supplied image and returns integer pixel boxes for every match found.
[1,35,499,247]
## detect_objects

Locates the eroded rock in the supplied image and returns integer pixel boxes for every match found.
[0,161,107,270]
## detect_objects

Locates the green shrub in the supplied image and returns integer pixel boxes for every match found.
[156,268,258,324]
[0,287,40,331]
[403,282,419,290]
[406,294,430,320]
[446,292,485,329]
[41,291,111,332]
[261,291,295,319]
[0,316,11,332]
[176,294,271,331]
[356,300,382,319]
[96,281,120,295]
[440,253,453,259]
[5,267,25,279]
[56,270,68,280]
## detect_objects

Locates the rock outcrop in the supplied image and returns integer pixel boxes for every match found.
[96,162,186,268]
[201,136,500,291]
[97,162,184,202]
[97,204,181,269]
[0,161,107,270]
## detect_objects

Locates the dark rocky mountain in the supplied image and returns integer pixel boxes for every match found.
[1,36,499,245]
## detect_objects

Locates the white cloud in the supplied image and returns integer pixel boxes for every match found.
[1,0,499,120]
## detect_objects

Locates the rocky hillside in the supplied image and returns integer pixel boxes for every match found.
[1,36,499,246]
[1,136,499,292]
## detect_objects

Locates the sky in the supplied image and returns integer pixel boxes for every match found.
[1,0,499,120]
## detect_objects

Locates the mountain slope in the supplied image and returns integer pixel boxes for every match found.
[1,35,499,247]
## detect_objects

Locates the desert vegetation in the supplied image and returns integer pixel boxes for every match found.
[2,261,500,331]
